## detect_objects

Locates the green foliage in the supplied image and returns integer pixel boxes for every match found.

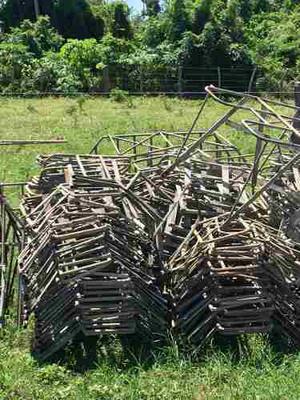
[58,39,104,91]
[165,0,191,42]
[137,15,168,48]
[0,0,37,29]
[60,39,99,72]
[0,42,33,93]
[0,0,299,93]
[192,0,211,34]
[32,52,81,93]
[245,6,300,90]
[4,16,63,57]
[143,0,161,17]
[0,0,105,39]
[53,0,105,39]
[97,33,134,65]
[112,1,133,39]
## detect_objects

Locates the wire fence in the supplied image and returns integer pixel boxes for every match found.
[100,65,258,95]
[0,65,298,99]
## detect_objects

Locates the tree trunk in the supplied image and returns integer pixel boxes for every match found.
[33,0,40,20]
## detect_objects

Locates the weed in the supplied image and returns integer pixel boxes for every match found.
[110,88,135,108]
[162,96,173,112]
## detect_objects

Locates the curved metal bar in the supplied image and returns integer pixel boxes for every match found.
[205,85,300,129]
[205,85,300,112]
[242,119,300,150]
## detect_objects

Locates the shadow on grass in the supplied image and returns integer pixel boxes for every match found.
[33,331,168,373]
[31,324,300,373]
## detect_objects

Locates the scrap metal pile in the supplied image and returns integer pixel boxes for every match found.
[0,139,66,329]
[17,86,300,360]
[0,192,22,327]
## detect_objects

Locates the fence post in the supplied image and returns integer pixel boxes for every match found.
[291,82,300,144]
[177,65,183,95]
[279,70,287,102]
[139,67,144,94]
[217,67,222,88]
[295,82,300,108]
[293,81,300,128]
[248,67,257,94]
[102,66,111,93]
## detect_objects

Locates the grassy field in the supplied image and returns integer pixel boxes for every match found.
[0,94,257,200]
[0,96,204,188]
[0,95,299,400]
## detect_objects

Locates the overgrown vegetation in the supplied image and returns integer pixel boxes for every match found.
[0,96,300,399]
[0,0,299,94]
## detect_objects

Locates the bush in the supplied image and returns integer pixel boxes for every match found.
[59,39,104,91]
[245,7,300,90]
[0,42,34,93]
[30,53,81,94]
[5,16,64,57]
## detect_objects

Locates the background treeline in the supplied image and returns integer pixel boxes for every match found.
[0,0,299,94]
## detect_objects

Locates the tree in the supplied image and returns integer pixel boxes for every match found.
[192,0,212,34]
[0,0,105,39]
[245,6,300,89]
[0,0,36,28]
[6,16,63,56]
[112,2,133,40]
[142,0,160,17]
[53,0,105,39]
[166,0,190,42]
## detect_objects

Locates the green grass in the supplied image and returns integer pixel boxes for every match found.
[0,95,299,400]
[0,95,257,197]
[0,96,202,179]
[1,326,300,400]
